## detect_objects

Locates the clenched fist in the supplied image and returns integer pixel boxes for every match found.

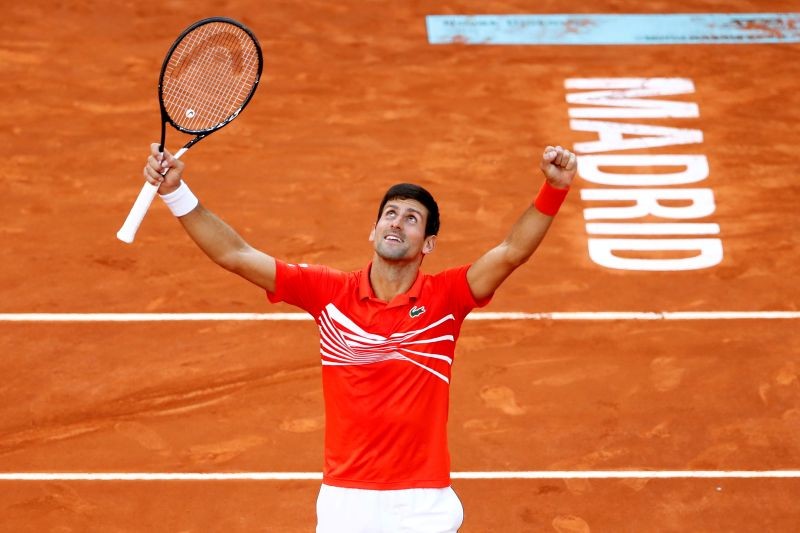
[539,146,577,189]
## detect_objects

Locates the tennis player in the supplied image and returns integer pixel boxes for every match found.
[142,143,577,532]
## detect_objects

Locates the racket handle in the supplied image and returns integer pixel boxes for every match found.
[116,148,188,244]
[116,181,160,243]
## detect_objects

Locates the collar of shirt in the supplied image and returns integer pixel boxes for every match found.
[358,261,425,308]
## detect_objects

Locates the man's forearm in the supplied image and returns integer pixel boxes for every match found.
[178,204,250,270]
[499,179,571,265]
[501,206,555,266]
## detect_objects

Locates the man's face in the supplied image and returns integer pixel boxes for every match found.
[370,198,436,261]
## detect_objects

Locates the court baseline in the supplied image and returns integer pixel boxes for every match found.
[2,470,800,481]
[1,311,799,322]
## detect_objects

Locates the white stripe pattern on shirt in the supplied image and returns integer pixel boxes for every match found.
[318,303,455,383]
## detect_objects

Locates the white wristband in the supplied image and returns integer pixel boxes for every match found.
[159,180,199,217]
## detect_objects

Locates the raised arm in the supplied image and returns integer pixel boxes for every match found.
[466,146,577,301]
[143,143,276,292]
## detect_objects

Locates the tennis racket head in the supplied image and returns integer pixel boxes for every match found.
[158,17,263,138]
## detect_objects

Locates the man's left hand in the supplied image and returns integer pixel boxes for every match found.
[539,146,577,189]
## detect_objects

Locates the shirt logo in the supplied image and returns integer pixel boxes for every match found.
[409,305,426,318]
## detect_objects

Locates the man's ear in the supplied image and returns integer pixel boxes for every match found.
[368,224,376,242]
[422,235,436,255]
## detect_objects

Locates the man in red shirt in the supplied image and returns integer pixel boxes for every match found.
[143,144,576,532]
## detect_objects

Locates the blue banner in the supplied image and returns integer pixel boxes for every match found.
[426,13,800,45]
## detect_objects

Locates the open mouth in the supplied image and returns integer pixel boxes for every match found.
[384,234,403,243]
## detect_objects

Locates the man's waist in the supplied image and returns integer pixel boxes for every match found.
[321,472,451,490]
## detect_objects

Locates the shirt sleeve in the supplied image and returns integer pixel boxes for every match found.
[440,264,492,318]
[266,260,343,318]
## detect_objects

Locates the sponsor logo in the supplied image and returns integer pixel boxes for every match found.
[409,305,426,318]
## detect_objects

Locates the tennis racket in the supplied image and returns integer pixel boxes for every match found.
[117,16,263,243]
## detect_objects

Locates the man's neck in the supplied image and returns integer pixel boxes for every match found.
[369,255,422,302]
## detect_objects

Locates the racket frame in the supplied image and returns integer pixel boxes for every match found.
[156,16,264,152]
[117,17,263,244]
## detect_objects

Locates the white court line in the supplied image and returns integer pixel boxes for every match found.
[0,311,798,322]
[1,471,799,481]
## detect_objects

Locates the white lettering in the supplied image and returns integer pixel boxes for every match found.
[566,77,723,272]
[571,120,703,153]
[578,155,709,186]
[581,189,716,220]
[566,78,698,119]
[588,239,723,271]
[565,78,693,90]
[586,223,720,235]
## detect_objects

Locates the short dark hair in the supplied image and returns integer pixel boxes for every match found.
[376,183,440,236]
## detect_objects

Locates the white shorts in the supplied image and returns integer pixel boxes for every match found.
[316,484,464,533]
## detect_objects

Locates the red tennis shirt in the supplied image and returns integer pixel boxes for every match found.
[267,260,491,490]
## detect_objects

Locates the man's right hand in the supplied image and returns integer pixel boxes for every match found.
[144,143,184,195]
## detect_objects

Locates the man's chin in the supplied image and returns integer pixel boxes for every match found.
[375,244,411,261]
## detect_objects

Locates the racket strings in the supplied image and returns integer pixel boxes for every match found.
[161,21,260,132]
[165,27,258,128]
[166,26,258,124]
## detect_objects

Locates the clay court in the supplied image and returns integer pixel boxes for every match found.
[1,0,799,531]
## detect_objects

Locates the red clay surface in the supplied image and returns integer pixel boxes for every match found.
[1,0,799,531]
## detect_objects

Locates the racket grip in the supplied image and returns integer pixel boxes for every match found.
[116,148,187,244]
[116,181,160,243]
